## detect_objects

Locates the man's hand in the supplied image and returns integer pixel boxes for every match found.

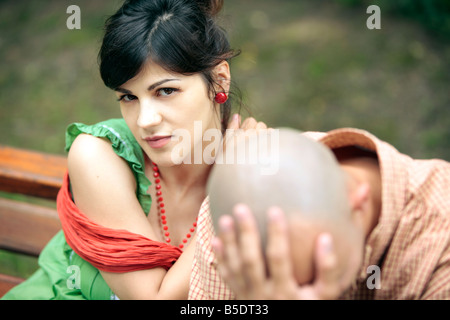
[212,204,343,300]
[227,114,268,131]
[220,114,269,162]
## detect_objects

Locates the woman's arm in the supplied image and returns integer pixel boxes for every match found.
[100,234,196,300]
[68,133,193,299]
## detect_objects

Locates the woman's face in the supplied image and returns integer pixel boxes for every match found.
[115,61,223,166]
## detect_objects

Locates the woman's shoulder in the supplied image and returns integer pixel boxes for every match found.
[65,118,133,151]
[66,133,135,203]
[65,118,152,215]
[67,132,118,165]
[64,118,143,176]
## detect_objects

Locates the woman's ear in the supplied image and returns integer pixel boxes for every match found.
[213,60,231,92]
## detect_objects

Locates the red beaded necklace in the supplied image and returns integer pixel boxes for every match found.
[152,162,197,250]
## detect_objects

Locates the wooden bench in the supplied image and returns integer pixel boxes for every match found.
[0,145,66,297]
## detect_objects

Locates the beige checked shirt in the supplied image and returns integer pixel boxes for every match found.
[188,128,450,300]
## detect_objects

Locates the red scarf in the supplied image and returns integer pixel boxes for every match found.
[56,172,182,273]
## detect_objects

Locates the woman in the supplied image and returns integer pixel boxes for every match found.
[3,0,265,300]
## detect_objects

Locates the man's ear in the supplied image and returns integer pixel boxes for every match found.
[348,182,371,226]
[350,182,370,210]
[213,60,231,93]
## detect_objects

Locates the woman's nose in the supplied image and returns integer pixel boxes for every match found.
[137,100,162,128]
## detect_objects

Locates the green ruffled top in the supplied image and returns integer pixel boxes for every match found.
[65,119,152,215]
[2,119,151,300]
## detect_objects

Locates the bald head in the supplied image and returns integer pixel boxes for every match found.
[208,128,351,238]
[208,128,364,284]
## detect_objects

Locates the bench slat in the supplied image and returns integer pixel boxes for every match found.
[0,145,67,199]
[0,198,61,256]
[0,274,24,298]
[0,145,66,297]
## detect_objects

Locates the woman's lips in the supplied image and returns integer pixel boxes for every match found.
[145,136,172,149]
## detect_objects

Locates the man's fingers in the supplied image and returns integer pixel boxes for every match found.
[256,121,267,130]
[265,207,297,297]
[240,117,257,130]
[214,206,268,299]
[216,215,247,292]
[312,233,341,299]
[217,215,241,275]
[212,236,237,290]
[226,113,241,130]
[212,236,229,278]
[226,114,268,132]
[233,204,266,295]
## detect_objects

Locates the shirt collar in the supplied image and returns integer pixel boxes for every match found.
[317,128,409,280]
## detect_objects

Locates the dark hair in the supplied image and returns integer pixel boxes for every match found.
[99,0,241,131]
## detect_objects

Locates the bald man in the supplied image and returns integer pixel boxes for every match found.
[210,128,366,287]
[205,128,372,298]
[188,127,450,300]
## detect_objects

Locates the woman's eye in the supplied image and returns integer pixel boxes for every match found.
[118,94,137,102]
[157,88,178,97]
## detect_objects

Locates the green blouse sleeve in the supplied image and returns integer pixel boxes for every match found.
[65,118,152,215]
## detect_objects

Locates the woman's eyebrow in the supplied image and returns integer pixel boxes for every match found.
[148,78,180,91]
[115,79,180,94]
[115,87,132,94]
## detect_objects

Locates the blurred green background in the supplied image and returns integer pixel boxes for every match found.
[0,0,449,279]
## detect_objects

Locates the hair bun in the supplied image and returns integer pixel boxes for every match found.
[194,0,224,17]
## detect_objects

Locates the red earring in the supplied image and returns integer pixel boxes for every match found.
[214,92,228,104]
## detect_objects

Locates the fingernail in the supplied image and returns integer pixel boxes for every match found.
[211,237,221,251]
[320,234,333,253]
[267,206,283,221]
[233,113,239,122]
[233,204,250,221]
[219,215,233,232]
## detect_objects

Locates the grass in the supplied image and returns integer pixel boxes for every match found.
[223,0,450,160]
[0,0,449,160]
[0,0,449,279]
